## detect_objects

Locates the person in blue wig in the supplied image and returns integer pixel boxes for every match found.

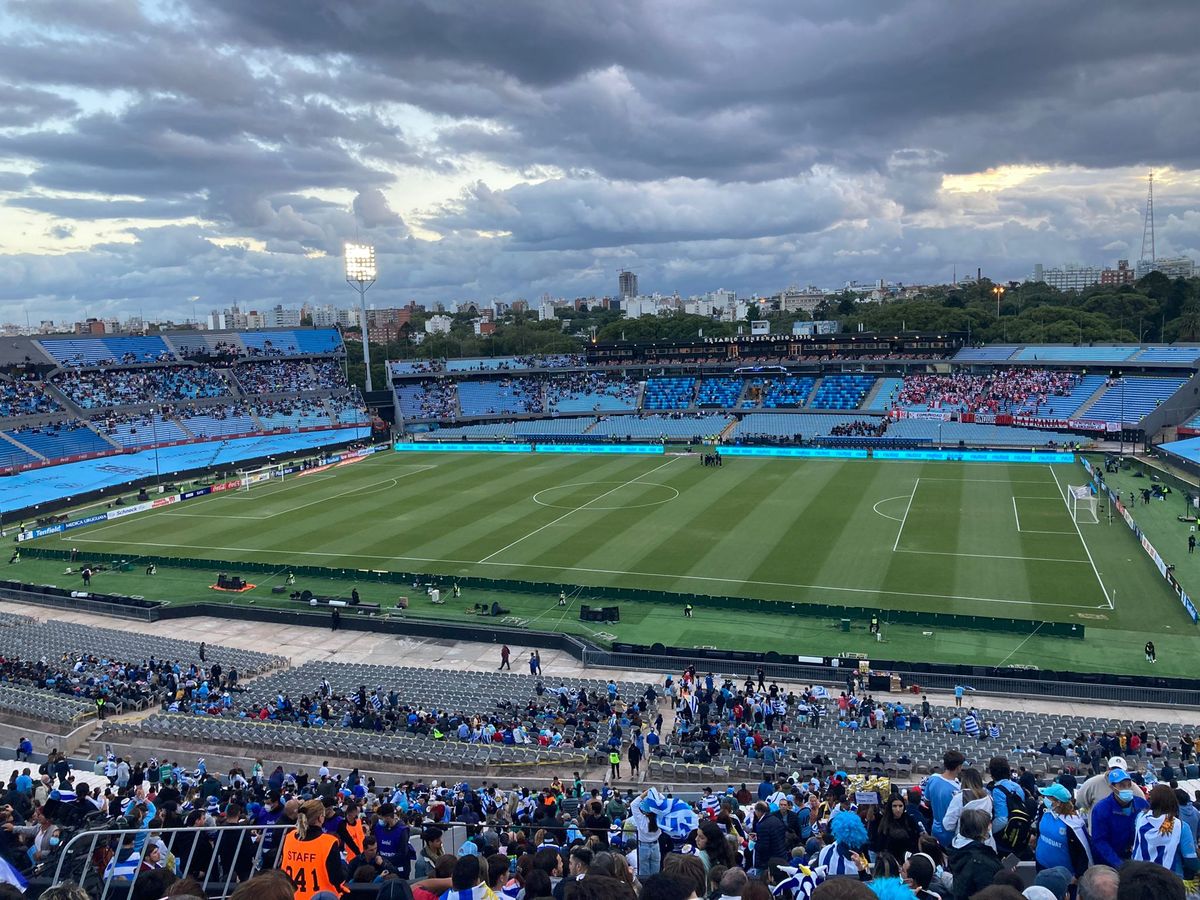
[816,811,869,879]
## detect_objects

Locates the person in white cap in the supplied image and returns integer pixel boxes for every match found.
[1077,755,1143,822]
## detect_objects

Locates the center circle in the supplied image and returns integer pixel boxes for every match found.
[532,481,680,510]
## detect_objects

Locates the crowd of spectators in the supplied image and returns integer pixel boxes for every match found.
[0,651,237,715]
[51,367,229,409]
[409,381,458,418]
[544,372,640,408]
[0,377,59,418]
[168,673,649,757]
[7,652,1200,899]
[892,371,1079,417]
[234,361,343,395]
[829,420,890,438]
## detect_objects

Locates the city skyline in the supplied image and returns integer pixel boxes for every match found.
[1,1,1199,323]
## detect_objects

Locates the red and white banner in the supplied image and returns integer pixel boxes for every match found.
[1011,415,1119,433]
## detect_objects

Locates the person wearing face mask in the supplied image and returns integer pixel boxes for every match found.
[1035,783,1093,877]
[1090,768,1149,868]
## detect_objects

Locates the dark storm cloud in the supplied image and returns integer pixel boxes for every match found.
[0,83,79,127]
[1,0,1198,319]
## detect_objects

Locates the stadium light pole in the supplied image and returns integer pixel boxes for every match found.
[344,242,377,393]
[992,284,1005,318]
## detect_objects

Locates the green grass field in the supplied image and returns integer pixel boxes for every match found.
[22,448,1199,676]
[35,448,1185,631]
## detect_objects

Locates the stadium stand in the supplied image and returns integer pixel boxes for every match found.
[642,377,696,410]
[396,381,458,419]
[0,376,60,418]
[1012,345,1139,363]
[51,365,230,408]
[864,376,904,412]
[1083,376,1188,423]
[761,376,815,408]
[809,374,875,409]
[90,412,189,448]
[1132,346,1200,363]
[546,372,639,413]
[734,413,869,441]
[4,422,113,460]
[457,378,543,416]
[889,370,1083,416]
[446,357,519,372]
[952,344,1020,362]
[177,405,260,438]
[695,377,743,408]
[38,335,174,367]
[590,414,731,439]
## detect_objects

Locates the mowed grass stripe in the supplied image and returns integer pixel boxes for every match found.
[800,461,908,602]
[445,455,679,563]
[49,453,1127,620]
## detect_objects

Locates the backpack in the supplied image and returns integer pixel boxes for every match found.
[992,782,1036,857]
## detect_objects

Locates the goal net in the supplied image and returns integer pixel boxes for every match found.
[1069,484,1098,524]
[238,464,284,492]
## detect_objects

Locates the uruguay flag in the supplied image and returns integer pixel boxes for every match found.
[0,857,27,891]
[641,788,699,840]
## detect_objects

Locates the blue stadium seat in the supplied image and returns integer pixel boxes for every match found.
[695,378,742,408]
[1084,377,1187,423]
[810,375,876,410]
[761,377,815,408]
[642,377,696,410]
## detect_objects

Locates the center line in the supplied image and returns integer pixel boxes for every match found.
[476,456,681,563]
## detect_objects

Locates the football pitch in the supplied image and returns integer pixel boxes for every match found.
[43,449,1135,623]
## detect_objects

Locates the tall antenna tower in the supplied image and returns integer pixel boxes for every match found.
[1140,170,1156,264]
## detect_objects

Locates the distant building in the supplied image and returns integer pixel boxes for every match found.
[1100,259,1136,287]
[1137,256,1196,280]
[425,314,452,335]
[618,270,638,300]
[780,287,827,314]
[793,320,840,336]
[1029,263,1103,292]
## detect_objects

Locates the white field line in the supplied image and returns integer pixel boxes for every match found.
[476,456,681,563]
[1012,496,1022,533]
[1050,464,1112,609]
[892,477,920,552]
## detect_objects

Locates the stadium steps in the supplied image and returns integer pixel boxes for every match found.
[84,420,124,451]
[733,379,751,408]
[860,379,889,410]
[803,376,825,409]
[0,430,46,461]
[316,398,340,427]
[173,415,198,440]
[1069,380,1113,418]
[717,419,739,442]
[40,377,88,419]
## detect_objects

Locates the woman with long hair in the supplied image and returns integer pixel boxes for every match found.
[943,768,994,850]
[279,797,347,900]
[630,791,662,878]
[1132,783,1200,879]
[697,821,736,871]
[871,795,921,860]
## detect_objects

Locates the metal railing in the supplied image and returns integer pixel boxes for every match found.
[50,821,295,900]
[0,585,158,621]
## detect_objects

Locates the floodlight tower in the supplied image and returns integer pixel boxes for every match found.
[344,242,377,392]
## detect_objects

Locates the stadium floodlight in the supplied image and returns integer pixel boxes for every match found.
[344,242,377,392]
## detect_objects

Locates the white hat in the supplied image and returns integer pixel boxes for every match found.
[1107,756,1129,770]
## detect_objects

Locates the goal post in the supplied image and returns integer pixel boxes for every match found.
[237,464,284,492]
[1069,484,1098,524]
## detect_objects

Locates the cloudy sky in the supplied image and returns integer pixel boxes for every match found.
[1,0,1199,324]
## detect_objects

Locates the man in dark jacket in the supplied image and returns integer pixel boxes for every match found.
[949,808,1001,900]
[751,801,787,871]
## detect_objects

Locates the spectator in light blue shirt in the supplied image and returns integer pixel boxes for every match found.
[925,749,965,847]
